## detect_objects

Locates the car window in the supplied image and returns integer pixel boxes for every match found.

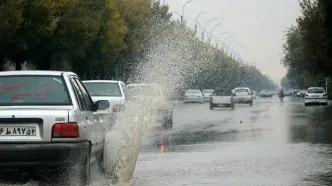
[235,89,249,93]
[83,82,122,97]
[307,88,325,94]
[186,90,201,94]
[121,83,130,99]
[70,78,88,111]
[75,78,94,111]
[214,90,231,96]
[202,90,214,93]
[0,75,71,106]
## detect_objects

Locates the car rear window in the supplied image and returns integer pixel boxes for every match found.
[202,90,214,93]
[83,82,122,97]
[214,90,231,96]
[127,85,162,97]
[235,89,249,93]
[186,90,201,94]
[307,88,325,94]
[0,75,71,106]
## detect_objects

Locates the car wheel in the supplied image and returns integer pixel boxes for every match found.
[323,102,328,106]
[101,140,120,183]
[163,113,173,129]
[305,103,308,106]
[231,103,235,110]
[65,145,91,186]
[210,102,213,110]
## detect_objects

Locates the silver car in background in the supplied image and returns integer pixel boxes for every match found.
[0,71,110,184]
[304,87,328,106]
[127,83,173,128]
[184,89,204,104]
[83,80,129,126]
[232,87,254,106]
[202,89,214,101]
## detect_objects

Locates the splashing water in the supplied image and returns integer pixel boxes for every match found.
[103,22,205,185]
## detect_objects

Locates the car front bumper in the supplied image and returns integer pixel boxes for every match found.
[0,142,90,170]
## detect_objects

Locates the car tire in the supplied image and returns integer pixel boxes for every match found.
[323,102,328,106]
[163,112,173,129]
[305,103,308,106]
[210,102,213,110]
[101,141,120,184]
[66,145,91,186]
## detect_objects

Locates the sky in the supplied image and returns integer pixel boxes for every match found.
[161,0,302,83]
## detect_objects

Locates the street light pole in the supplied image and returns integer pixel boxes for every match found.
[195,11,205,37]
[181,0,195,23]
[208,22,223,43]
[202,17,219,42]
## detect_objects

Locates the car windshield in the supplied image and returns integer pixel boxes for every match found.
[214,90,231,96]
[83,82,122,97]
[127,85,161,97]
[0,75,71,106]
[235,89,249,93]
[202,90,214,93]
[307,88,325,94]
[186,90,201,94]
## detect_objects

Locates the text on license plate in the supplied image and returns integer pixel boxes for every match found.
[0,126,37,136]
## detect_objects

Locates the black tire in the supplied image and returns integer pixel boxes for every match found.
[231,103,235,110]
[210,102,213,110]
[305,103,308,106]
[83,149,91,185]
[63,145,91,186]
[323,102,328,106]
[163,113,173,129]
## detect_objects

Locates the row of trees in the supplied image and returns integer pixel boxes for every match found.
[0,0,276,97]
[281,0,332,91]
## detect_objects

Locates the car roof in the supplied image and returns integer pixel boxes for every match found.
[127,83,160,87]
[234,87,250,90]
[0,70,76,76]
[82,80,122,84]
[186,89,201,91]
[307,87,324,89]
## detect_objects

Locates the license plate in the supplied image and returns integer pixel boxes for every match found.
[0,126,37,136]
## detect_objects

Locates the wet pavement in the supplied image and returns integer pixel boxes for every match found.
[133,96,332,186]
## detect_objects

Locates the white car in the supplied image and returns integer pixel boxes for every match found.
[83,80,129,125]
[202,89,214,101]
[0,71,111,184]
[210,89,234,110]
[232,87,253,106]
[127,83,173,129]
[304,87,328,106]
[184,89,204,104]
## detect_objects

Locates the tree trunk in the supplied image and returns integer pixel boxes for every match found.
[0,53,4,71]
[38,56,51,70]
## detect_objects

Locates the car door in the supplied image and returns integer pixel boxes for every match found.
[74,78,104,152]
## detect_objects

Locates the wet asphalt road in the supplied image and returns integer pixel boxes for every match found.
[133,96,332,186]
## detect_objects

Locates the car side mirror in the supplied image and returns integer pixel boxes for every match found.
[94,100,110,111]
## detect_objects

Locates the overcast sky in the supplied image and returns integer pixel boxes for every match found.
[162,0,302,83]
